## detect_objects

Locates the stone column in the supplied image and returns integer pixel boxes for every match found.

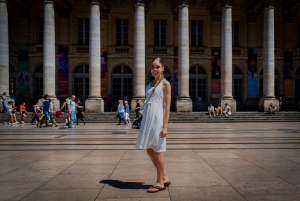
[258,0,278,111]
[0,0,9,102]
[43,0,60,109]
[218,0,236,112]
[131,0,146,112]
[175,0,192,112]
[85,0,104,113]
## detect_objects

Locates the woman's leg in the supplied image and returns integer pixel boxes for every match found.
[76,114,79,125]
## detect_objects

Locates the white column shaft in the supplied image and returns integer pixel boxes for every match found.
[43,1,56,97]
[0,1,9,95]
[134,3,145,98]
[89,2,101,98]
[221,6,232,97]
[263,7,275,98]
[178,5,189,97]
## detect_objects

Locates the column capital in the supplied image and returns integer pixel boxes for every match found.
[90,0,100,5]
[178,0,189,6]
[220,0,232,7]
[44,0,54,4]
[135,0,145,5]
[261,0,275,8]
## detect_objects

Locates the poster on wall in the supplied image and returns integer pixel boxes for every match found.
[101,46,108,96]
[174,47,178,96]
[58,45,68,95]
[211,47,221,96]
[284,51,293,95]
[18,45,29,95]
[248,48,258,96]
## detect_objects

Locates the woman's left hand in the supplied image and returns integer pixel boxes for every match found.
[160,127,168,138]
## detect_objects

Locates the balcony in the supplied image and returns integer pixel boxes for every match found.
[108,46,133,55]
[190,47,206,55]
[258,48,283,57]
[148,46,173,55]
[232,47,247,56]
[74,45,89,53]
[31,44,43,53]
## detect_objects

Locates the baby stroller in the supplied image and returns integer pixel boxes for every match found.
[37,114,52,128]
[132,115,143,129]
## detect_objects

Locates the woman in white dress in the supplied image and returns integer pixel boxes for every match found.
[136,58,171,193]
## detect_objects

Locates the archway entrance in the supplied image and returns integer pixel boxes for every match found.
[74,64,89,102]
[9,64,16,98]
[34,64,43,100]
[233,66,243,110]
[112,65,133,110]
[189,65,207,111]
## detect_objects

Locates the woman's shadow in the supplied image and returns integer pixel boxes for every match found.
[100,180,152,189]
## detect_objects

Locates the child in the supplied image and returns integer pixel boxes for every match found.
[124,112,131,126]
[31,100,41,125]
[20,102,27,124]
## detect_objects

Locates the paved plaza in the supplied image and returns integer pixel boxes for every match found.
[1,122,300,201]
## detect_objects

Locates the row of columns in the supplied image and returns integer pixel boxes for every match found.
[0,0,277,112]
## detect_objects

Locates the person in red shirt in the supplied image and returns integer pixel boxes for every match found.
[19,102,27,124]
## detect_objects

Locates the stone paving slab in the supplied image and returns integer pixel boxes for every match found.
[0,123,300,200]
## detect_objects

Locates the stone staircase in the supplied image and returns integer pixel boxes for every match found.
[1,111,299,123]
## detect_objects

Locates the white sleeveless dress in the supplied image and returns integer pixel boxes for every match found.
[135,79,166,152]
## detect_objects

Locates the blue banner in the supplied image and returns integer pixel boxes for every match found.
[248,48,258,96]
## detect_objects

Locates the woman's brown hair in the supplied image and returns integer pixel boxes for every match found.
[151,57,165,93]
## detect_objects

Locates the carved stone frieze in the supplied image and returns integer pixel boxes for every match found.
[246,11,260,22]
[210,10,222,22]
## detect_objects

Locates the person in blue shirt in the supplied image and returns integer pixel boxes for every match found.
[41,94,51,128]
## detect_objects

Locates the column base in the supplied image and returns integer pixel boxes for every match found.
[258,97,279,112]
[175,96,192,112]
[85,97,104,113]
[131,97,145,113]
[218,97,236,112]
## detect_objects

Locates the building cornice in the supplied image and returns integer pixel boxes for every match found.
[220,0,232,7]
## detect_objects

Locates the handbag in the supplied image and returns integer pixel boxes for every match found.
[228,111,231,115]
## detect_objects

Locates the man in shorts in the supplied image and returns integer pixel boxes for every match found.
[41,94,51,128]
[208,103,215,117]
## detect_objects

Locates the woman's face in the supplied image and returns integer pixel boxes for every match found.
[151,61,164,78]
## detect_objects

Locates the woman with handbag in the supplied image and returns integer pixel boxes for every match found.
[117,100,126,125]
[76,98,85,125]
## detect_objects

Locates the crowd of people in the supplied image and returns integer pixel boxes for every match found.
[2,92,86,129]
[208,103,231,117]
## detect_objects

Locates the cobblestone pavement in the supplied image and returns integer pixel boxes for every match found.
[1,122,300,201]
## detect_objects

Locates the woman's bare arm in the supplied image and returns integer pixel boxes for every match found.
[161,80,171,138]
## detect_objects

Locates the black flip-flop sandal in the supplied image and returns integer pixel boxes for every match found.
[164,182,171,187]
[147,186,166,193]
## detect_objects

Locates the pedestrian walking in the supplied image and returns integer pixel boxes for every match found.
[67,95,76,129]
[117,100,126,125]
[31,100,41,124]
[60,98,70,126]
[49,99,58,127]
[76,98,85,125]
[1,92,8,112]
[19,102,27,124]
[41,94,51,128]
[135,99,140,119]
[135,58,171,193]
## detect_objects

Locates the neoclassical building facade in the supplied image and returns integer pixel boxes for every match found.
[0,0,300,112]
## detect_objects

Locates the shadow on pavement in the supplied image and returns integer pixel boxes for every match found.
[100,180,152,189]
